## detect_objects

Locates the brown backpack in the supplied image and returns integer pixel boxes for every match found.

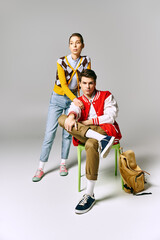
[119,149,151,195]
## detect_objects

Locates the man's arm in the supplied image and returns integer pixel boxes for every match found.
[67,101,82,120]
[81,119,93,125]
[64,100,83,131]
[92,94,119,125]
[64,114,78,132]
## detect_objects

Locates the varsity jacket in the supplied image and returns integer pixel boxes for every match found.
[53,55,91,100]
[68,90,122,144]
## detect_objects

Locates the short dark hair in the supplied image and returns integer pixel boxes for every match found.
[79,69,97,83]
[69,33,84,45]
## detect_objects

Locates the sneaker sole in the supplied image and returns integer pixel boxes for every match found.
[100,136,115,158]
[75,200,96,214]
[60,172,68,176]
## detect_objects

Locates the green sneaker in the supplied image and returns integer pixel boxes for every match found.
[32,168,45,182]
[59,164,68,176]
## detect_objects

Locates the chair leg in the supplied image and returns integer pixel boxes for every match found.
[113,143,124,189]
[115,148,117,176]
[77,147,82,192]
[121,176,124,189]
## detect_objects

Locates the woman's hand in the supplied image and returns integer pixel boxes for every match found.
[73,98,84,109]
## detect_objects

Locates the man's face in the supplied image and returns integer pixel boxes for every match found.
[80,77,96,98]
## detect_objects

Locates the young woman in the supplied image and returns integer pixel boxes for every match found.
[32,33,91,181]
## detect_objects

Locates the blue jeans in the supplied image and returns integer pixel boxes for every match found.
[40,91,74,162]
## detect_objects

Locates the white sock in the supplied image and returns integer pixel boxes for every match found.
[60,159,66,165]
[38,161,45,170]
[86,179,96,196]
[85,129,106,141]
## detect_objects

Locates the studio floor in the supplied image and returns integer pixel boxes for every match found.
[1,133,160,240]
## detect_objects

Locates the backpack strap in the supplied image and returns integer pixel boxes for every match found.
[135,192,152,196]
[123,184,134,193]
[124,184,152,196]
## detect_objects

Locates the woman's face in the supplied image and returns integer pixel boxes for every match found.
[69,36,84,58]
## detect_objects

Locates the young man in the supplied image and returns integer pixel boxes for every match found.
[58,69,122,214]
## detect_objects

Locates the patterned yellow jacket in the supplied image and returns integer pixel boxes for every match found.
[53,55,91,100]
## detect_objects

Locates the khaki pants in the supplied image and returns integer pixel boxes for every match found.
[58,115,107,180]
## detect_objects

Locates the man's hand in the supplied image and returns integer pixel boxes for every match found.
[64,114,77,132]
[81,119,93,125]
[73,98,84,109]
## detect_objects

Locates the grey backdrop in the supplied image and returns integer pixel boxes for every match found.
[1,0,160,147]
[1,0,160,145]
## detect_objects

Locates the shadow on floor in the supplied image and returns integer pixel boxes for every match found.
[96,192,118,203]
[44,155,85,175]
[45,166,60,175]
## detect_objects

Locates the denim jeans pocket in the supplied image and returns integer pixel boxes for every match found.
[50,91,58,104]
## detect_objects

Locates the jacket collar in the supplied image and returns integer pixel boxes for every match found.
[82,90,100,102]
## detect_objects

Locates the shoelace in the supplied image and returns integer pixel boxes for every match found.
[60,165,67,171]
[35,169,43,177]
[79,194,90,206]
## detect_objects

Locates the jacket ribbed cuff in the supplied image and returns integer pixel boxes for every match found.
[92,117,99,125]
[68,111,77,119]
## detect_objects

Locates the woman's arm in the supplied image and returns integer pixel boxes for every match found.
[57,63,84,108]
[87,61,91,69]
[57,63,76,101]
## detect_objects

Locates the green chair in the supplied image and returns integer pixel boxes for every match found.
[77,143,121,192]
